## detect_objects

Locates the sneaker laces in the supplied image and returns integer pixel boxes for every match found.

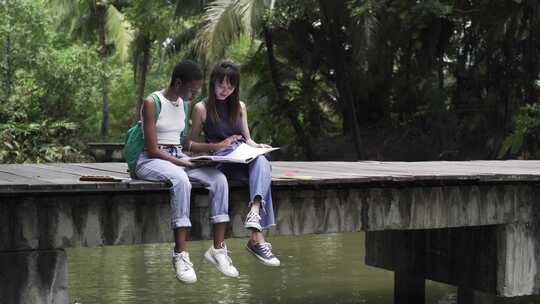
[259,242,273,257]
[176,253,193,271]
[214,244,233,265]
[246,210,261,223]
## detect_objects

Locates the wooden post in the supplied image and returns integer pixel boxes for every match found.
[394,272,425,304]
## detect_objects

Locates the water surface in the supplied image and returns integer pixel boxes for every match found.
[68,232,458,304]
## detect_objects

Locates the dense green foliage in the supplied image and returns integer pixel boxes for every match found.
[247,0,540,160]
[498,103,540,158]
[1,0,100,163]
[1,0,538,163]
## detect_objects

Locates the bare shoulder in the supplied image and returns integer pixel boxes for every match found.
[192,101,207,122]
[143,95,157,110]
[240,101,247,111]
[193,101,207,114]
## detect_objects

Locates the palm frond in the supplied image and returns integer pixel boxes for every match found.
[167,23,201,57]
[70,2,99,42]
[49,0,94,40]
[237,0,261,38]
[196,0,246,62]
[47,0,78,27]
[106,5,134,61]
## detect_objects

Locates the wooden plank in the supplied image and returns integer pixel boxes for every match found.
[57,161,540,181]
[4,164,91,185]
[0,164,149,193]
[1,161,540,194]
[351,161,540,180]
[274,162,479,182]
[273,162,419,178]
[279,161,466,176]
[70,163,128,175]
[0,170,48,185]
[87,142,124,149]
[47,164,130,179]
[0,165,76,186]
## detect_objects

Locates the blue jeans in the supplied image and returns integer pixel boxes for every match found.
[136,147,230,229]
[215,142,276,230]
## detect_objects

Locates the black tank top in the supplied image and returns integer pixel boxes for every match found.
[203,100,243,143]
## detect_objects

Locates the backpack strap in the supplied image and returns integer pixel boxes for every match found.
[149,92,161,121]
[181,101,190,140]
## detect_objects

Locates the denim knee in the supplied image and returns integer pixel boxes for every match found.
[251,155,270,169]
[208,171,228,192]
[169,173,191,192]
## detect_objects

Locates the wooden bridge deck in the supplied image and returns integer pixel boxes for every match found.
[3,160,540,302]
[1,160,540,194]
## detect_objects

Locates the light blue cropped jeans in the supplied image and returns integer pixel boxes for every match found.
[214,142,276,230]
[136,146,230,229]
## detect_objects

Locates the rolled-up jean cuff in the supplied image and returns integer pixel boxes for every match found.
[210,214,230,224]
[171,218,192,229]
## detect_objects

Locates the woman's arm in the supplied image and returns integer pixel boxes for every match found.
[187,102,240,152]
[141,96,194,167]
[240,102,271,148]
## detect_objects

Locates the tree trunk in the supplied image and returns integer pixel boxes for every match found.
[262,24,314,160]
[134,34,151,122]
[100,63,110,137]
[4,33,13,101]
[302,70,322,137]
[4,0,14,101]
[523,4,539,104]
[319,0,363,159]
[96,2,109,137]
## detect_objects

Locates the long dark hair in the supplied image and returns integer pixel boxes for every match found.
[206,60,241,126]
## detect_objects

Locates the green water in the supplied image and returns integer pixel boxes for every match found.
[68,232,457,304]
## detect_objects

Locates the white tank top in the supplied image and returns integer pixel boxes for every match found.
[153,91,185,145]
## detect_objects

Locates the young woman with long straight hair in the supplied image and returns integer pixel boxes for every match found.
[188,60,280,267]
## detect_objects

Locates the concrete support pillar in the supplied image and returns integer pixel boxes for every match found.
[394,272,425,304]
[0,249,69,304]
[457,287,497,304]
[457,287,475,304]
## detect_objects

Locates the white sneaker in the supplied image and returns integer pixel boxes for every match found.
[172,251,197,284]
[244,210,262,231]
[204,243,239,278]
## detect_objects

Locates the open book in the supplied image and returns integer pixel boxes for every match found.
[189,143,279,164]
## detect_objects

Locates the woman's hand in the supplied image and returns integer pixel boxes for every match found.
[175,159,196,168]
[214,135,242,151]
[246,138,271,148]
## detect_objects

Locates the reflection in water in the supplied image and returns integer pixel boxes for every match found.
[68,232,456,304]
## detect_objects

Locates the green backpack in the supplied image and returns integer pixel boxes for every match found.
[124,93,161,178]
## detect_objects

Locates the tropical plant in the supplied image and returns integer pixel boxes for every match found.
[1,0,49,102]
[0,121,88,163]
[498,103,540,159]
[195,0,318,158]
[0,0,101,163]
[49,0,134,137]
[124,0,206,120]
